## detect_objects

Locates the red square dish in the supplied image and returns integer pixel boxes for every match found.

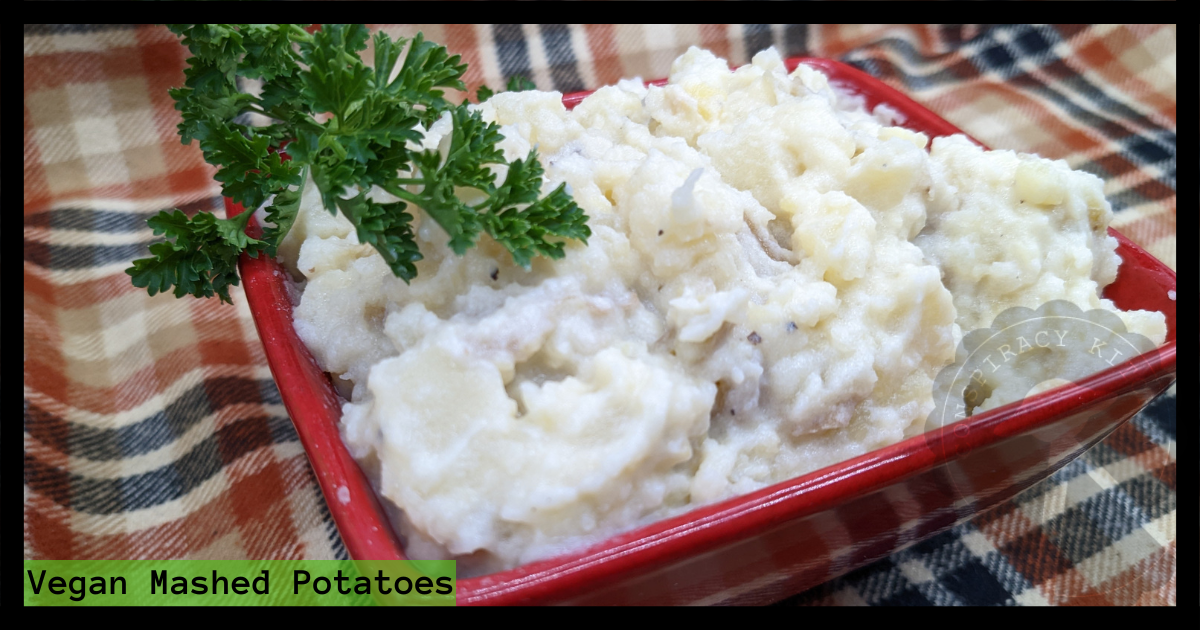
[227,57,1176,605]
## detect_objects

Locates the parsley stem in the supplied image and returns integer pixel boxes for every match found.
[287,24,314,43]
[380,183,421,205]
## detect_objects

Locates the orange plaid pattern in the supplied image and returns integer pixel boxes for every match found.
[24,25,1174,605]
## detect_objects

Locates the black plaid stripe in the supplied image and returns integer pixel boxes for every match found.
[974,542,1036,601]
[1047,454,1093,485]
[25,241,152,270]
[781,524,1038,606]
[1083,441,1128,468]
[1130,389,1175,444]
[316,479,351,562]
[24,377,296,514]
[25,378,280,461]
[898,531,1024,606]
[23,24,136,35]
[493,24,533,86]
[24,199,220,233]
[843,557,919,605]
[1043,502,1118,565]
[907,534,975,577]
[1122,130,1175,166]
[25,411,296,515]
[1099,183,1175,211]
[782,24,807,58]
[25,209,158,233]
[1115,475,1175,522]
[743,24,774,61]
[25,199,226,270]
[1078,482,1154,542]
[936,555,1015,606]
[538,24,585,93]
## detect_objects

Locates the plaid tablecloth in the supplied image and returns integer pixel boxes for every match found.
[23,24,1176,606]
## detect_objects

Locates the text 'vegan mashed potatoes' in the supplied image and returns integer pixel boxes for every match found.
[281,47,1166,574]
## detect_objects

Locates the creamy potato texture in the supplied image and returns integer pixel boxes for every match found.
[282,47,1165,573]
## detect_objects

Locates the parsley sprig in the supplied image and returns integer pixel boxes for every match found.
[128,24,590,303]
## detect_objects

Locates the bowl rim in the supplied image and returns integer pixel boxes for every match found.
[228,55,1178,604]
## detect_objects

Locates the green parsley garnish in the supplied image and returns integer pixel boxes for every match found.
[476,75,537,103]
[128,24,590,303]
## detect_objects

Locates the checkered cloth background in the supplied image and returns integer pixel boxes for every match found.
[23,25,1176,605]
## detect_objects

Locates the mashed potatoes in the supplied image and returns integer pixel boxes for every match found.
[281,47,1165,573]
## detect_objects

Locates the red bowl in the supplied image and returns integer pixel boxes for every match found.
[227,57,1177,604]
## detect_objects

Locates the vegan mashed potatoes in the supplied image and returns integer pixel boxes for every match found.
[281,47,1166,573]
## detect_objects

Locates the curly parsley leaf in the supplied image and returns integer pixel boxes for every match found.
[336,192,423,281]
[260,181,303,257]
[400,105,590,261]
[481,150,590,266]
[377,31,466,125]
[130,24,590,303]
[128,209,266,304]
[506,75,537,93]
[476,74,537,103]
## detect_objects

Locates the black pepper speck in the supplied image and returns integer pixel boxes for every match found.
[747,332,762,345]
[786,321,797,332]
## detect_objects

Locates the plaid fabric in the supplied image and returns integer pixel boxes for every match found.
[23,25,1175,605]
